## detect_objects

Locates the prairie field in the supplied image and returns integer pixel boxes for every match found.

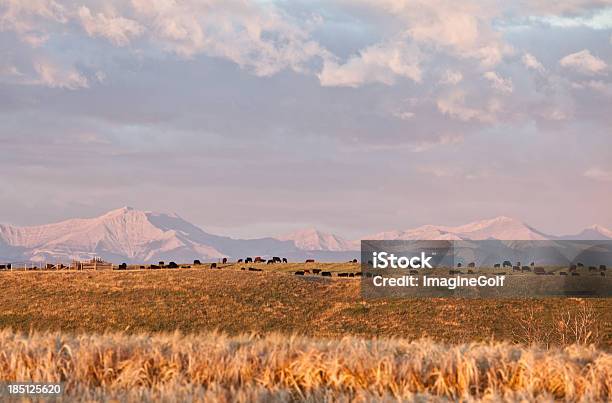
[0,265,610,401]
[0,329,610,402]
[0,265,610,345]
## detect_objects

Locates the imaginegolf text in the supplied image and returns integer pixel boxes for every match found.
[372,275,506,290]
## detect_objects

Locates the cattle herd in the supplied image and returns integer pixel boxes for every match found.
[0,258,607,278]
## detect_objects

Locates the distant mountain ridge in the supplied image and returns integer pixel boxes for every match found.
[0,207,609,263]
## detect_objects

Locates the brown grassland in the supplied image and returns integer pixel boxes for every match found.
[0,264,610,401]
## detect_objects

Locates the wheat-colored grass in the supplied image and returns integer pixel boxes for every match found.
[0,329,610,402]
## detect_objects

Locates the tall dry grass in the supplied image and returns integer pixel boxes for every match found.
[0,329,610,402]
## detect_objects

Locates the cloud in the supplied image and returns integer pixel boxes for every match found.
[560,49,607,75]
[318,40,422,87]
[439,70,463,85]
[483,71,513,93]
[522,53,546,73]
[410,133,464,152]
[584,167,612,182]
[436,90,499,122]
[78,6,144,46]
[0,0,67,46]
[34,60,88,90]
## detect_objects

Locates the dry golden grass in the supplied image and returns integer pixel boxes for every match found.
[0,328,610,402]
[0,268,610,347]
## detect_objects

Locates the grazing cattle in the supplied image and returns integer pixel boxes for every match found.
[159,261,165,267]
[349,273,355,277]
[522,267,531,272]
[468,262,476,268]
[530,262,535,267]
[248,267,262,272]
[149,264,160,270]
[577,262,584,267]
[304,270,311,274]
[534,267,546,275]
[181,265,190,269]
[355,272,362,277]
[237,259,243,263]
[352,259,358,263]
[241,267,246,271]
[295,271,305,276]
[168,262,179,269]
[503,260,512,267]
[588,266,597,272]
[512,266,521,272]
[305,259,315,263]
[457,263,462,268]
[211,263,217,269]
[572,272,580,276]
[321,271,332,277]
[222,258,228,264]
[559,272,568,275]
[312,269,322,275]
[273,257,281,263]
[600,265,607,271]
[282,258,288,263]
[254,257,265,263]
[119,263,127,270]
[140,265,145,269]
[194,260,201,265]
[494,264,501,268]
[267,260,274,265]
[337,273,349,277]
[0,265,5,270]
[245,257,253,263]
[467,270,475,274]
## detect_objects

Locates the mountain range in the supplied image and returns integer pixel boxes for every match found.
[0,207,610,263]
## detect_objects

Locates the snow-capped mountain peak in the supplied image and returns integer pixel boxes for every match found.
[276,228,357,251]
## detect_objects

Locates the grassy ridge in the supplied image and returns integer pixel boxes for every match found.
[0,328,610,402]
[0,267,610,345]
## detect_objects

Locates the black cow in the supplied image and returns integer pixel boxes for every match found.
[211,263,217,269]
[194,259,201,265]
[338,273,349,277]
[503,260,512,267]
[600,265,607,271]
[312,269,321,274]
[457,263,463,268]
[577,262,584,267]
[273,256,281,263]
[282,258,288,263]
[352,259,358,263]
[355,272,362,277]
[295,271,305,276]
[494,264,501,268]
[305,259,315,263]
[222,257,227,264]
[468,262,476,268]
[168,262,179,269]
[159,261,165,267]
[150,264,160,270]
[245,257,253,263]
[248,267,262,272]
[321,271,332,277]
[267,259,274,264]
[237,259,243,263]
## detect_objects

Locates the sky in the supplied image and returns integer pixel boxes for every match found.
[0,0,611,239]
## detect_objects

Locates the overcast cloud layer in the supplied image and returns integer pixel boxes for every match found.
[0,0,611,238]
